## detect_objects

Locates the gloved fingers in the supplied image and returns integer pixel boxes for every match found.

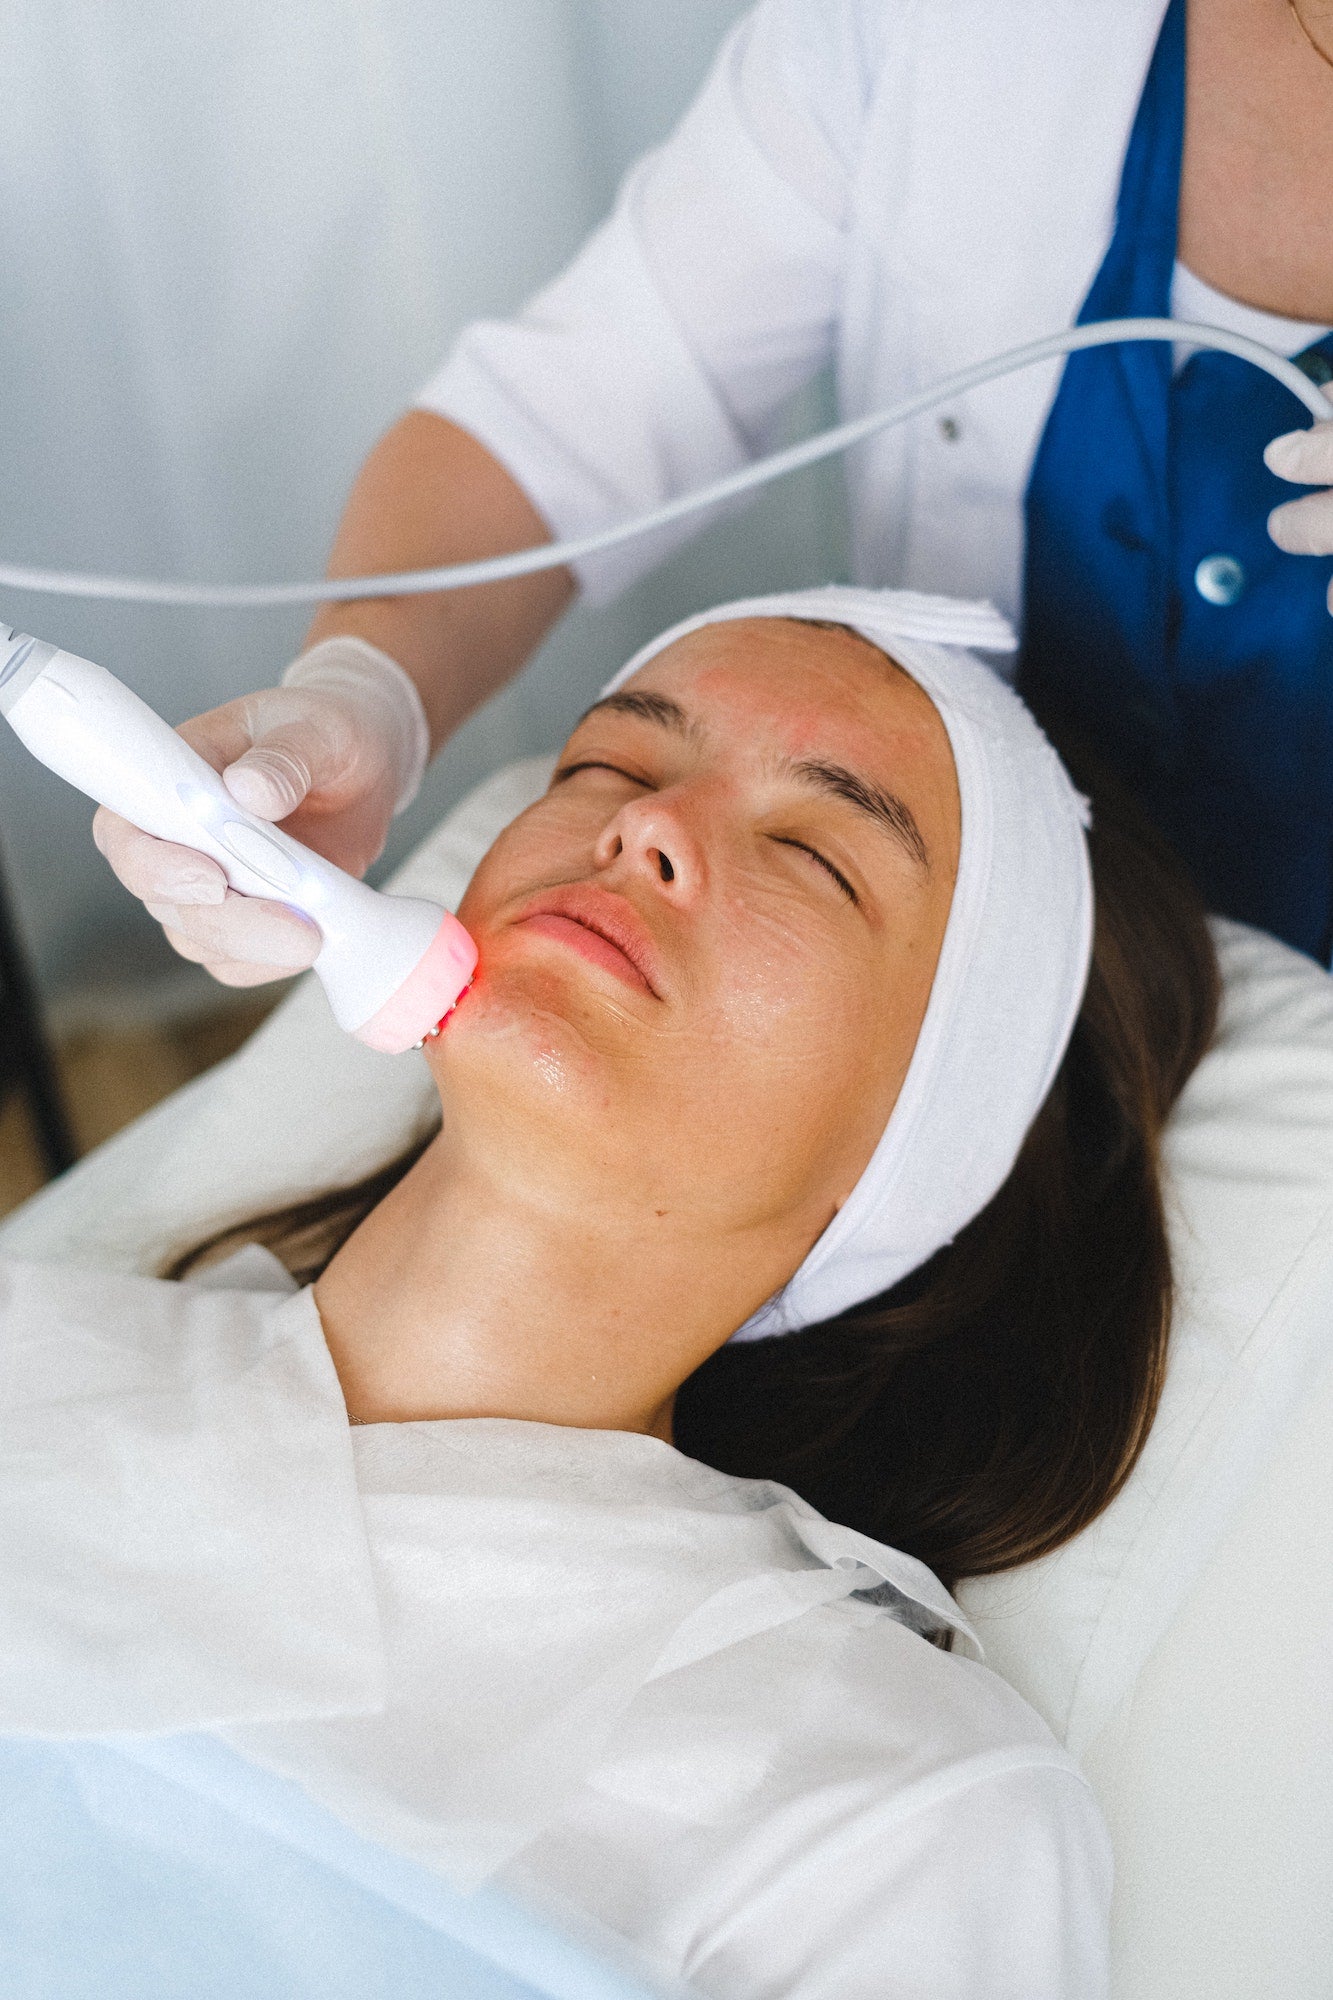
[179,656,415,870]
[143,888,321,972]
[175,690,362,825]
[282,637,430,815]
[175,703,267,774]
[157,924,307,988]
[222,729,318,821]
[93,807,228,906]
[1264,415,1333,484]
[1268,487,1333,556]
[91,655,414,994]
[220,689,363,823]
[211,697,394,871]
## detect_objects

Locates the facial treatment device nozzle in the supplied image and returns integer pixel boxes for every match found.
[0,625,478,1054]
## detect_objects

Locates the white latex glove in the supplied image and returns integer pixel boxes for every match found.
[92,637,430,986]
[1266,409,1333,611]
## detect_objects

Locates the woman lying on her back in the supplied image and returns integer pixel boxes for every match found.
[14,590,1218,2000]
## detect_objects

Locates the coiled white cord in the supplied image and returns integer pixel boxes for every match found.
[0,318,1326,610]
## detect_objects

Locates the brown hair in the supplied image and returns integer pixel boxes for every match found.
[169,751,1217,1592]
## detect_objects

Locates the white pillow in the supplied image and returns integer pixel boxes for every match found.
[958,915,1333,1753]
[3,754,1331,1766]
[1079,1350,1333,1997]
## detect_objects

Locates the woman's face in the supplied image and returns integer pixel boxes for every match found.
[432,618,960,1292]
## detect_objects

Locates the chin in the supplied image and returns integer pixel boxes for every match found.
[423,960,610,1110]
[423,970,679,1207]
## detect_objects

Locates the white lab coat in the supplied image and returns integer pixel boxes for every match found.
[0,1250,1111,1998]
[418,0,1171,619]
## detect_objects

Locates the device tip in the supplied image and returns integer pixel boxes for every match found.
[352,914,478,1055]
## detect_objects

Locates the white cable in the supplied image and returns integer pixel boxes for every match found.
[0,319,1326,610]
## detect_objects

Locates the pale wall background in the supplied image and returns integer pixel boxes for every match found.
[0,0,847,1010]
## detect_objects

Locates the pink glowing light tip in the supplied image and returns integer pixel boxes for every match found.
[353,912,478,1055]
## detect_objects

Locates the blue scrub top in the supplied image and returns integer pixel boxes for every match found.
[1021,0,1333,961]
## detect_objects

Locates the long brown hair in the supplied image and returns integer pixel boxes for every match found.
[169,750,1217,1592]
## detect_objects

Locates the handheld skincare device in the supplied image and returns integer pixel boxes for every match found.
[0,626,477,1052]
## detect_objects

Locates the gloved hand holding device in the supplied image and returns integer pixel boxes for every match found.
[93,636,429,986]
[1,622,475,1048]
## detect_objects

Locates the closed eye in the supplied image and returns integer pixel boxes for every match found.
[553,759,650,787]
[772,837,858,905]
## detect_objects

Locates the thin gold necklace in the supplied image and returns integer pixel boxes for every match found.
[1290,0,1333,73]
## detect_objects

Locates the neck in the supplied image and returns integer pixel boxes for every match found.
[312,1129,773,1437]
[1181,0,1333,324]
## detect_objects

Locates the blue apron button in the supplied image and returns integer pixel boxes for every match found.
[1194,553,1246,605]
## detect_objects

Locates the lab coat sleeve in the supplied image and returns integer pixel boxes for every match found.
[0,1261,386,1737]
[689,1757,1112,2000]
[416,1,869,602]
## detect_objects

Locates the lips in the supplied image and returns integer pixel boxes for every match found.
[511,884,663,996]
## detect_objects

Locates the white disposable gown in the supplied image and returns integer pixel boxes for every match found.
[0,1250,1111,1997]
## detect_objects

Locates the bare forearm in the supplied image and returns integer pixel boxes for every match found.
[303,411,576,751]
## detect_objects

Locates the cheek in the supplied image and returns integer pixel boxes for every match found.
[689,901,900,1181]
[454,814,555,937]
[693,860,947,1205]
[703,868,879,1052]
[457,775,636,926]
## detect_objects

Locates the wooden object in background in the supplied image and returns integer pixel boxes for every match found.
[0,839,75,1180]
[0,995,278,1219]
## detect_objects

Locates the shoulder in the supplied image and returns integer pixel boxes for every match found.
[575,1600,1110,1999]
[594,1565,1100,1859]
[740,0,892,102]
[774,1590,1093,1802]
[728,0,889,222]
[721,1607,1111,1998]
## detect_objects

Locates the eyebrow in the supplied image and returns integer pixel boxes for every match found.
[578,691,696,735]
[576,692,930,869]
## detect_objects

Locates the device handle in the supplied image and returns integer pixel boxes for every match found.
[0,640,357,909]
[0,631,476,1043]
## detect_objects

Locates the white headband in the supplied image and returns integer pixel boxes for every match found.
[604,587,1094,1340]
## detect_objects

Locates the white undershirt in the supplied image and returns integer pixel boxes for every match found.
[1170,262,1330,371]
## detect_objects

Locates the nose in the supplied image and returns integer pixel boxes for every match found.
[592,789,705,900]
